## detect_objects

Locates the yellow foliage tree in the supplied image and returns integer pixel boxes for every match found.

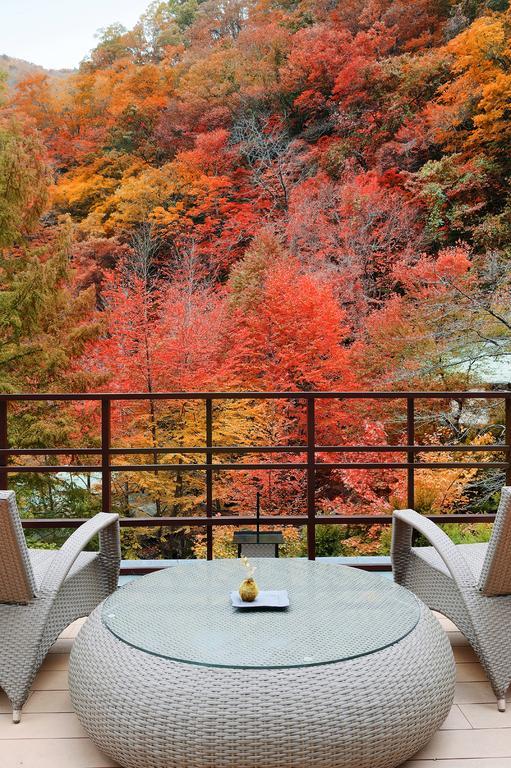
[434,10,511,155]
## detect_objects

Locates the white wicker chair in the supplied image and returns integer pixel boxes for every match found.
[392,486,511,711]
[0,490,120,722]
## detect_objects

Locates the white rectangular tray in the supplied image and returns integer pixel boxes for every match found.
[230,590,289,609]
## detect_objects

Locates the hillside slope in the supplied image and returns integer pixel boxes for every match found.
[0,54,73,87]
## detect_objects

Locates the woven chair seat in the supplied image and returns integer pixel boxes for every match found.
[413,542,488,582]
[29,549,99,589]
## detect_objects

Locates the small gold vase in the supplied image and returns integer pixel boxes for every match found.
[239,577,259,602]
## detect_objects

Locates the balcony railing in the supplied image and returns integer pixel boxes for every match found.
[1,390,510,568]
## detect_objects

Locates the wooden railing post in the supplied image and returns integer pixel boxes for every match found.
[205,398,213,560]
[407,397,415,509]
[0,399,7,491]
[307,397,316,560]
[101,398,112,513]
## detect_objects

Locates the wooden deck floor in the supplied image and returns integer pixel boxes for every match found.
[1,613,511,767]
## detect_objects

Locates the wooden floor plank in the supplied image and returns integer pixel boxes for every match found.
[413,729,511,760]
[440,705,472,731]
[0,738,118,768]
[24,691,74,714]
[456,662,490,682]
[40,653,69,672]
[454,682,510,705]
[0,713,87,740]
[31,670,69,691]
[460,703,511,730]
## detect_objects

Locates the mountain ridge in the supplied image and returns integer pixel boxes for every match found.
[0,54,74,87]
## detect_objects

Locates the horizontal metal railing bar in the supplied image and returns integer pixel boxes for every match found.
[118,460,507,470]
[109,462,306,471]
[0,448,102,456]
[6,465,102,473]
[4,460,508,473]
[21,513,497,529]
[1,390,510,401]
[316,461,509,469]
[0,443,507,456]
[108,444,510,455]
[318,444,509,453]
[109,446,306,455]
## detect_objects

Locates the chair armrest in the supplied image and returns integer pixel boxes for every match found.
[392,508,475,588]
[40,513,120,595]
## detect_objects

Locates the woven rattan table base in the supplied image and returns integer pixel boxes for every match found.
[69,601,454,768]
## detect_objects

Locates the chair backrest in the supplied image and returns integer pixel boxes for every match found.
[479,486,511,596]
[0,490,36,604]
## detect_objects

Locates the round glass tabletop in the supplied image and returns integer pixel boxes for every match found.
[102,559,420,669]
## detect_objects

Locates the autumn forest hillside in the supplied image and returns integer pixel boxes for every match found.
[1,0,511,556]
[0,55,72,88]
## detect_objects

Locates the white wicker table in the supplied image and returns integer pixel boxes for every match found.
[69,559,455,768]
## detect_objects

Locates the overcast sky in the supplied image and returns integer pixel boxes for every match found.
[0,0,151,70]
